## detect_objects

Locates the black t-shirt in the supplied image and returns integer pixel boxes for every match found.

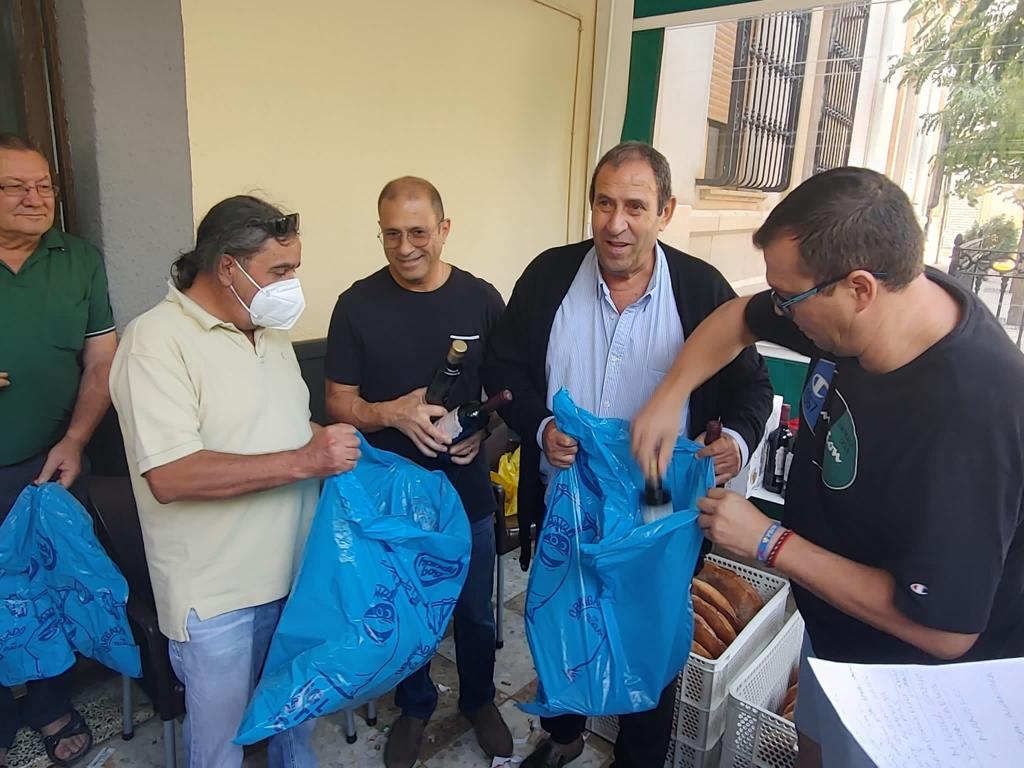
[326,265,506,522]
[746,267,1024,663]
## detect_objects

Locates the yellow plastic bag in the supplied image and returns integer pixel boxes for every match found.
[490,447,519,520]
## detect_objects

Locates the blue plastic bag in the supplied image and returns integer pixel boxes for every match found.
[236,436,472,744]
[0,484,141,686]
[521,389,712,718]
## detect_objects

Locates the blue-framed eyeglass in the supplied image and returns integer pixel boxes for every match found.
[771,270,888,317]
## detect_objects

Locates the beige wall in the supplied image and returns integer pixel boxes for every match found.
[180,0,597,340]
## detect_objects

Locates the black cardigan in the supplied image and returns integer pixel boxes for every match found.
[483,239,773,569]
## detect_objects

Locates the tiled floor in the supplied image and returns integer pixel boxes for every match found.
[14,554,615,768]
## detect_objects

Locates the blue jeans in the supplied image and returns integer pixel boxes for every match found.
[168,600,317,768]
[395,515,497,719]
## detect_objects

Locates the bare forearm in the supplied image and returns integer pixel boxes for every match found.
[326,391,392,433]
[65,358,113,446]
[145,448,312,504]
[776,535,977,659]
[659,297,757,402]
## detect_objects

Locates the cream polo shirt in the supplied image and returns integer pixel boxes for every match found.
[109,284,318,641]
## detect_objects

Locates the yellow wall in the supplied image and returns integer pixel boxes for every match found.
[180,0,596,340]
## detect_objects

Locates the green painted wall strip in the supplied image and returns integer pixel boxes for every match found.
[633,0,752,18]
[620,28,664,143]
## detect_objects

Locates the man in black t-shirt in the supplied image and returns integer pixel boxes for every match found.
[632,167,1024,768]
[325,177,510,768]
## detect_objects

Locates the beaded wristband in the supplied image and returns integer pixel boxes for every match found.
[756,522,781,562]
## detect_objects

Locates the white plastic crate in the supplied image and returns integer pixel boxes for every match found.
[681,555,790,713]
[720,611,804,768]
[587,556,789,752]
[667,736,722,768]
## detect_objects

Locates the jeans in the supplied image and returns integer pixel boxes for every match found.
[168,600,317,768]
[0,453,78,750]
[395,514,497,719]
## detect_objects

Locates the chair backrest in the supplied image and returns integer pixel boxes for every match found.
[87,475,155,605]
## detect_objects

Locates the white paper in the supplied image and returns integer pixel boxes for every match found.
[809,656,1024,768]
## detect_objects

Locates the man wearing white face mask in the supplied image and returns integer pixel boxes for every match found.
[110,195,360,767]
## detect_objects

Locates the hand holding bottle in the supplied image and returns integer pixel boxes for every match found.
[697,420,741,485]
[448,431,483,465]
[385,387,451,458]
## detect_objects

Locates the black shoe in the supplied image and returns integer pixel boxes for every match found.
[522,736,585,767]
[465,701,513,757]
[384,714,427,768]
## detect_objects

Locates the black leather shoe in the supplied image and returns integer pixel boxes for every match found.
[465,701,514,757]
[384,715,427,768]
[522,736,585,767]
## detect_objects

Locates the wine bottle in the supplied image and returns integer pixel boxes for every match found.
[641,457,673,524]
[763,404,791,494]
[436,389,513,444]
[769,414,794,493]
[705,419,722,445]
[425,339,468,407]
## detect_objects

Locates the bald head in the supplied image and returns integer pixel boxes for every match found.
[377,176,444,222]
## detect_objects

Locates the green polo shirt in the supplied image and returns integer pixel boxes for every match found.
[0,229,115,466]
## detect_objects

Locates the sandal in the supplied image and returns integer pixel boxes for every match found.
[41,709,93,767]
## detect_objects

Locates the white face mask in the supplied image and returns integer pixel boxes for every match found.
[230,258,306,330]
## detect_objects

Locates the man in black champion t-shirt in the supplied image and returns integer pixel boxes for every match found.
[632,167,1024,768]
[325,177,510,768]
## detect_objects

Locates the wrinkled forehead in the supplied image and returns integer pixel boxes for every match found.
[0,148,51,180]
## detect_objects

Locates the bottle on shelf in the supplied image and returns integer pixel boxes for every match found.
[435,389,513,444]
[762,404,791,495]
[768,412,794,495]
[781,418,800,495]
[425,339,469,407]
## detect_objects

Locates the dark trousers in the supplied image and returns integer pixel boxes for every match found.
[0,452,83,749]
[541,678,679,768]
[395,515,497,719]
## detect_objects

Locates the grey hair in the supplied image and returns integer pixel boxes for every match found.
[589,141,673,212]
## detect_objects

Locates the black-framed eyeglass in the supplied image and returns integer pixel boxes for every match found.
[771,270,888,317]
[250,213,299,237]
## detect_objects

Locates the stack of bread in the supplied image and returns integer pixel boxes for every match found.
[690,561,765,659]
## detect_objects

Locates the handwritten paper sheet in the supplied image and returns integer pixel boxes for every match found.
[808,656,1024,768]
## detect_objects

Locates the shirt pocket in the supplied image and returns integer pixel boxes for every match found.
[47,299,89,352]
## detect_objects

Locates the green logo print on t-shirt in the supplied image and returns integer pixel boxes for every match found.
[822,389,858,490]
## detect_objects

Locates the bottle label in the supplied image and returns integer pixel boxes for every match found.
[774,447,787,477]
[435,408,462,442]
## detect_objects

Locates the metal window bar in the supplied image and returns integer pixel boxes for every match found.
[700,10,811,192]
[949,234,1024,350]
[813,1,871,173]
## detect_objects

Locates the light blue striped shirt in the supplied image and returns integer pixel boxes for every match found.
[540,245,747,481]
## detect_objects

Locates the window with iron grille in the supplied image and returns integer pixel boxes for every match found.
[700,11,812,192]
[813,1,871,173]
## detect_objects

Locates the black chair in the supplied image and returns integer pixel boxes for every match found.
[484,425,523,650]
[88,476,183,768]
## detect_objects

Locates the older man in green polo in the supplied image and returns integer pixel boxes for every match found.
[0,133,117,767]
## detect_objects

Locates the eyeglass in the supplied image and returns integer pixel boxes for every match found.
[0,180,58,198]
[377,222,445,249]
[248,212,299,236]
[771,270,888,317]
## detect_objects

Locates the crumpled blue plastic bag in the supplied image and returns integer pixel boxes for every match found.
[0,483,141,686]
[521,389,711,718]
[236,436,472,744]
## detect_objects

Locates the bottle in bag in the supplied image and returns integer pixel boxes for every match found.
[641,459,673,524]
[425,339,469,407]
[435,389,513,444]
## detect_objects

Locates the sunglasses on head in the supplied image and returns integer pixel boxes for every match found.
[250,212,299,237]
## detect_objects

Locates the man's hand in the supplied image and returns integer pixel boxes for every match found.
[385,387,451,458]
[696,488,774,560]
[35,436,85,488]
[697,432,742,485]
[301,423,361,477]
[449,431,483,466]
[0,371,9,389]
[631,396,684,478]
[543,420,578,468]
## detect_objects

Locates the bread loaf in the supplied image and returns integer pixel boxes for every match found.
[698,561,764,627]
[693,613,727,659]
[692,578,740,632]
[692,594,737,646]
[691,641,711,658]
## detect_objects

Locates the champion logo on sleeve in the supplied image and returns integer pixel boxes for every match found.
[909,582,929,596]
